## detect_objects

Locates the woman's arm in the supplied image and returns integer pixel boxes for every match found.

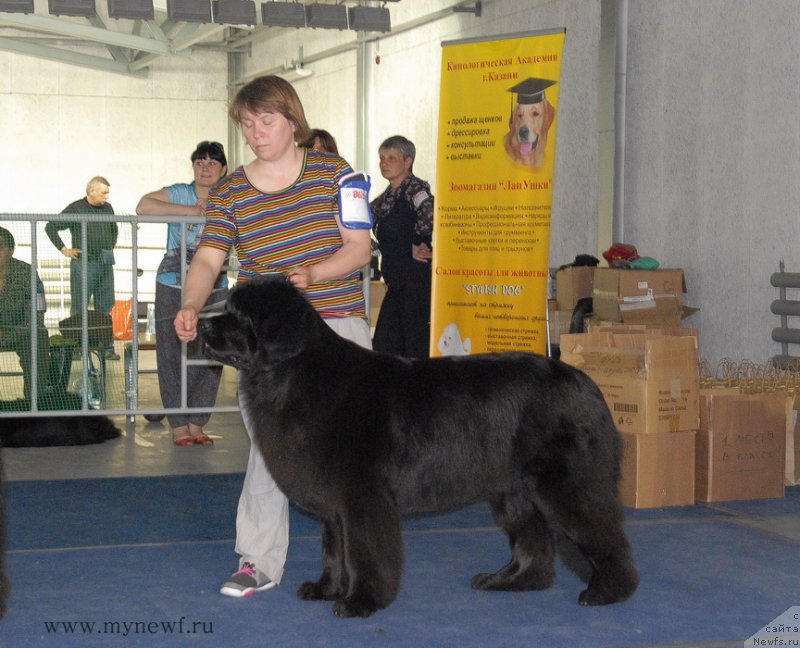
[286,226,371,290]
[136,188,204,217]
[173,246,228,342]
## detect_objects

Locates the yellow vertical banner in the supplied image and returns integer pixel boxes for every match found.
[431,30,565,357]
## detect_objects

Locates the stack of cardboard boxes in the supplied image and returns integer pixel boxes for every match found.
[548,266,593,345]
[560,328,700,508]
[553,264,786,508]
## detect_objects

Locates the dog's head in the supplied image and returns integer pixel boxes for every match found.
[437,323,471,357]
[200,275,321,370]
[506,98,555,165]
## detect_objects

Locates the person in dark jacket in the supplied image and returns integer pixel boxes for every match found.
[371,136,434,358]
[0,226,49,402]
[46,176,118,359]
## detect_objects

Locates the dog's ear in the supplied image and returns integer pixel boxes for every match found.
[256,315,309,364]
[236,278,322,365]
[542,99,555,132]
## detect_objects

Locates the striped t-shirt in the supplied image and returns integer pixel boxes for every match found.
[199,150,366,320]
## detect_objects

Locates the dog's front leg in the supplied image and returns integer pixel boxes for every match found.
[332,491,403,618]
[298,515,346,601]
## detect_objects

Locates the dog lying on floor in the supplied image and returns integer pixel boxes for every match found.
[200,276,639,618]
[0,393,121,448]
[0,415,120,448]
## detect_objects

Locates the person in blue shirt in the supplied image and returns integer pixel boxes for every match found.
[136,141,229,446]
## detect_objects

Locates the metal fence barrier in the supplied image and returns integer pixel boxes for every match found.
[0,213,240,421]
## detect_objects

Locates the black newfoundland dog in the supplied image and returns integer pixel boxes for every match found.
[200,276,638,618]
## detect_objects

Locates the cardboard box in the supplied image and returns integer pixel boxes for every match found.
[547,300,573,345]
[697,391,786,502]
[619,430,696,508]
[560,331,700,434]
[786,402,800,486]
[592,268,687,325]
[368,280,386,326]
[589,324,699,341]
[555,266,594,311]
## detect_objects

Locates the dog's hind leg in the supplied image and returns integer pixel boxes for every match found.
[298,515,347,602]
[541,480,639,606]
[331,489,404,618]
[471,489,556,592]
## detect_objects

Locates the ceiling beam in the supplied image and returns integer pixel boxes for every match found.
[0,34,146,76]
[0,13,174,55]
[169,22,225,51]
[87,15,130,63]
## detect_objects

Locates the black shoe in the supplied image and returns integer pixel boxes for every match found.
[104,349,120,360]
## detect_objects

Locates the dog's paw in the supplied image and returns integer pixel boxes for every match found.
[578,587,607,606]
[471,569,554,591]
[298,581,327,601]
[332,596,379,618]
[470,572,495,590]
[578,574,639,606]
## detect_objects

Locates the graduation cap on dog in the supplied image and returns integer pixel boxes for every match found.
[507,77,558,126]
[508,77,557,105]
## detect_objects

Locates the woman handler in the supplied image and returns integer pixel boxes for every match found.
[174,76,371,597]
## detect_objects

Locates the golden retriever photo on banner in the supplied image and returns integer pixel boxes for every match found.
[503,77,557,170]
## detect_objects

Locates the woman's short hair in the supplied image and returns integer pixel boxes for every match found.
[0,226,14,250]
[229,76,311,145]
[191,141,228,168]
[303,129,339,155]
[378,135,416,162]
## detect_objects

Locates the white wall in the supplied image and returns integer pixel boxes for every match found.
[0,48,229,216]
[622,0,800,366]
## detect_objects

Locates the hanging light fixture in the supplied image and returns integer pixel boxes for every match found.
[213,0,256,25]
[107,0,154,20]
[261,1,306,28]
[0,0,34,14]
[305,2,348,30]
[48,0,96,17]
[348,5,390,32]
[166,0,212,22]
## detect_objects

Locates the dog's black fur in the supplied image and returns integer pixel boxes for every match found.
[200,276,639,618]
[0,393,121,448]
[0,415,120,448]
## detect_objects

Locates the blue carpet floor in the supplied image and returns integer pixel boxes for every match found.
[0,474,798,647]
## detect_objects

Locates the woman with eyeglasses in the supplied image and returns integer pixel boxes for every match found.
[136,141,229,446]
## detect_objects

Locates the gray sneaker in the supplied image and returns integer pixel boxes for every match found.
[219,562,276,598]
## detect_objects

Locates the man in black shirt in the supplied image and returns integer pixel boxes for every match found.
[46,176,118,359]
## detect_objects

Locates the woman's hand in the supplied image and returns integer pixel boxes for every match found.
[412,243,432,262]
[174,306,199,342]
[286,266,316,291]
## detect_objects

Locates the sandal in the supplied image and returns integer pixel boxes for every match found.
[172,426,194,447]
[189,424,214,446]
